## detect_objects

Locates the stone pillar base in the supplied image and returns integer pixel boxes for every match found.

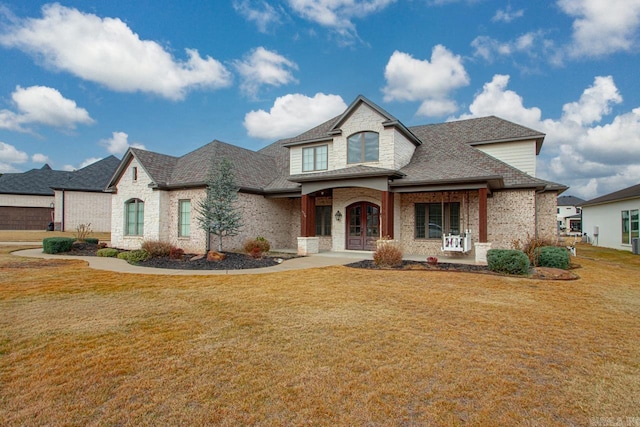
[297,237,319,255]
[474,242,492,265]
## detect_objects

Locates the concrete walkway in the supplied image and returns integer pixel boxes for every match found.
[9,244,476,276]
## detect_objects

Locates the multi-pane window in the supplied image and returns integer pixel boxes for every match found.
[315,206,332,236]
[415,203,460,239]
[347,132,379,164]
[302,145,328,172]
[125,198,144,236]
[179,200,191,237]
[622,209,639,244]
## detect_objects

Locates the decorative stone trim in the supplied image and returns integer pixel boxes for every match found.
[474,242,492,265]
[297,237,319,255]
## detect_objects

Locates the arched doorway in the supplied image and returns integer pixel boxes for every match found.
[346,202,380,250]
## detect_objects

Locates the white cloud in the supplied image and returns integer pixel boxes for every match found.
[471,31,553,63]
[0,141,28,164]
[492,6,524,23]
[454,74,640,200]
[32,153,49,163]
[382,45,469,117]
[0,86,93,132]
[244,93,347,139]
[100,131,145,156]
[0,4,232,100]
[233,47,298,98]
[559,0,640,57]
[286,0,395,41]
[233,0,282,33]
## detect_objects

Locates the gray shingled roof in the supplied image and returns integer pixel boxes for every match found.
[0,157,119,196]
[117,141,279,191]
[108,97,565,195]
[581,183,640,206]
[557,195,586,206]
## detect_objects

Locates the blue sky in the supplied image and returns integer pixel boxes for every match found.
[1,0,639,200]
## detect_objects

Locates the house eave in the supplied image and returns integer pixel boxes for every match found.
[289,170,405,183]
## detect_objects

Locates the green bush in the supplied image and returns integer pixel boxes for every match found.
[97,248,119,257]
[536,246,570,270]
[42,237,75,254]
[117,250,149,265]
[141,240,174,258]
[487,249,530,275]
[84,237,99,245]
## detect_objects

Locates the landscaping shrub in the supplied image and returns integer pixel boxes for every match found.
[511,234,562,266]
[97,248,119,257]
[117,250,149,265]
[487,249,530,275]
[84,237,99,245]
[373,243,403,268]
[74,223,92,242]
[169,247,185,260]
[42,237,75,254]
[244,237,271,258]
[141,240,174,258]
[536,246,570,270]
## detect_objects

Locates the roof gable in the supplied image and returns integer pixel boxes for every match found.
[582,183,640,206]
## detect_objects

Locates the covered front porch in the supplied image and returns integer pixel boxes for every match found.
[294,182,492,264]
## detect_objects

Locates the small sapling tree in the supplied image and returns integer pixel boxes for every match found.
[196,157,243,252]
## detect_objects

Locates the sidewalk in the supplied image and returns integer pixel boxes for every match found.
[10,244,476,276]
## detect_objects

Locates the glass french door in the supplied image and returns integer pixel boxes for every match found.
[346,202,380,250]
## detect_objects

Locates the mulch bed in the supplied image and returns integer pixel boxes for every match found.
[63,242,292,270]
[346,260,580,280]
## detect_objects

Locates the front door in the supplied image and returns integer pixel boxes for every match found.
[346,202,380,250]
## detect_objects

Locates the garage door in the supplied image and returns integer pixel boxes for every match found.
[0,207,53,230]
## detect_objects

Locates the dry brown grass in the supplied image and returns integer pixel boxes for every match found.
[1,243,638,425]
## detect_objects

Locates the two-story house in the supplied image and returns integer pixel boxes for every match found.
[106,96,565,263]
[557,195,585,235]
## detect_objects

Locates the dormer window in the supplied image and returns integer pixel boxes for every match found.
[303,145,328,172]
[348,131,379,164]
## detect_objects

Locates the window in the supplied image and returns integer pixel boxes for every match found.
[316,206,332,236]
[415,203,460,239]
[132,166,138,182]
[623,209,639,244]
[347,132,378,163]
[125,199,144,236]
[302,145,328,172]
[179,200,191,237]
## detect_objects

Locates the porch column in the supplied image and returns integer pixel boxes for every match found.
[479,187,488,243]
[300,194,316,237]
[381,191,394,239]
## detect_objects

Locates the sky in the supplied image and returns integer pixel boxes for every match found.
[0,0,639,200]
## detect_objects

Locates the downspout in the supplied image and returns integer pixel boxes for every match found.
[61,189,65,232]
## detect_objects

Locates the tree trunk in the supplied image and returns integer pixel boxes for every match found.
[218,235,223,252]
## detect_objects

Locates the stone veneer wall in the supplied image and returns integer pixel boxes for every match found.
[536,191,559,241]
[164,189,300,254]
[57,191,112,232]
[110,158,165,250]
[487,190,536,248]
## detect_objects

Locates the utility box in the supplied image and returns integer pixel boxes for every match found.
[632,238,639,255]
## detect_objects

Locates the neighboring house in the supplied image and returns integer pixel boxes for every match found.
[0,157,119,232]
[581,183,640,252]
[557,195,585,235]
[106,96,566,262]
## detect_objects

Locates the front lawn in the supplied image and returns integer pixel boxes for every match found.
[0,244,638,425]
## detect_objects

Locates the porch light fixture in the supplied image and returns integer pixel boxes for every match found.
[335,210,342,221]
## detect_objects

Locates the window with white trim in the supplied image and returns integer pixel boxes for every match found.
[302,145,328,172]
[179,200,191,237]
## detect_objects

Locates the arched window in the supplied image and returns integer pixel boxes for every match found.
[347,131,379,164]
[125,198,144,236]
